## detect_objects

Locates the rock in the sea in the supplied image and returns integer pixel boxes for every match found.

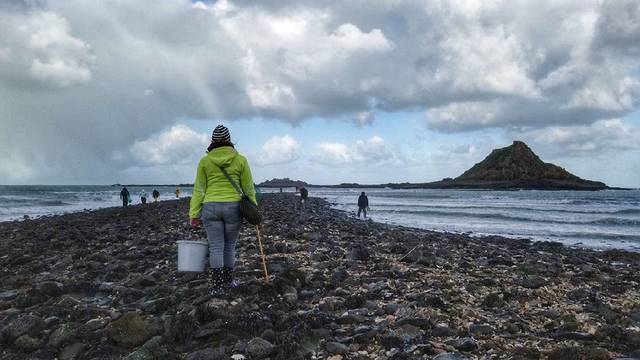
[106,312,157,348]
[247,337,275,359]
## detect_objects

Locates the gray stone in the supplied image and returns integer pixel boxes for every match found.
[39,281,64,297]
[469,323,493,336]
[84,317,110,331]
[5,314,45,340]
[432,323,456,337]
[433,353,469,360]
[14,334,43,352]
[381,324,424,349]
[448,337,477,352]
[60,343,86,360]
[106,312,158,348]
[48,323,79,349]
[283,286,298,303]
[0,290,17,301]
[326,341,349,355]
[185,347,227,360]
[123,336,167,360]
[520,276,547,289]
[247,337,275,359]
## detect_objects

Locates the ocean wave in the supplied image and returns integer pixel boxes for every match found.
[614,209,640,215]
[589,218,640,226]
[378,208,640,227]
[372,203,640,216]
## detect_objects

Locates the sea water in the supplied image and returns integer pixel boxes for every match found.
[1,185,639,251]
[0,185,191,222]
[309,187,640,252]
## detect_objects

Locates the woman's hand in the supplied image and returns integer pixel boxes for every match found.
[190,218,203,228]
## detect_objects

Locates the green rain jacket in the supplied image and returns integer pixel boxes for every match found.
[189,146,257,219]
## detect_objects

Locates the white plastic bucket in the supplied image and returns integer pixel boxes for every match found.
[177,240,208,272]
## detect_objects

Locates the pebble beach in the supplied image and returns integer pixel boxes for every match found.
[1,194,640,359]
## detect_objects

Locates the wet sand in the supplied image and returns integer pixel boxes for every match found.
[1,194,640,359]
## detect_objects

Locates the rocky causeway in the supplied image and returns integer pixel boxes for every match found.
[1,194,640,359]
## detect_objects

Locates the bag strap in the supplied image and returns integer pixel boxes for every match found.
[217,165,246,197]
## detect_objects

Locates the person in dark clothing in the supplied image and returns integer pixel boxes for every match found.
[357,192,369,218]
[299,187,309,208]
[120,187,130,207]
[152,189,160,203]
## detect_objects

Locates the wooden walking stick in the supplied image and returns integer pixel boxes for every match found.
[256,225,270,285]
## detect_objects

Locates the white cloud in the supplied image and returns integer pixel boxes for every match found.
[0,0,639,183]
[129,124,209,166]
[314,136,402,166]
[255,135,300,165]
[0,10,94,88]
[519,118,640,155]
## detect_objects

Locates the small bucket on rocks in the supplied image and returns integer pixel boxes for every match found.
[177,240,208,272]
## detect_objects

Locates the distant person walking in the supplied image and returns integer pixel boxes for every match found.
[175,187,181,198]
[189,125,257,296]
[152,189,160,203]
[357,192,369,218]
[140,189,148,204]
[120,187,130,207]
[299,186,308,208]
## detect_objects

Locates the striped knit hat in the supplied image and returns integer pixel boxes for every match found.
[211,125,231,143]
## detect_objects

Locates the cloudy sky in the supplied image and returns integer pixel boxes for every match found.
[1,0,639,187]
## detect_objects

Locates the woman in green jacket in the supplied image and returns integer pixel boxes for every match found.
[189,125,257,295]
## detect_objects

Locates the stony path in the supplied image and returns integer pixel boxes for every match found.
[1,194,640,359]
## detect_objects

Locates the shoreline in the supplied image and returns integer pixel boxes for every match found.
[1,194,640,359]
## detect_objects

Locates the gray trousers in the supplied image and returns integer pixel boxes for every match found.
[201,202,242,269]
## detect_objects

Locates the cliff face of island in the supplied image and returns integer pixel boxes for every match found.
[445,141,608,190]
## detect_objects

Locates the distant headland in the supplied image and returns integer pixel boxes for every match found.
[259,141,619,191]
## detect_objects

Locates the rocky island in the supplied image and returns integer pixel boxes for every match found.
[258,178,309,188]
[1,194,640,359]
[422,141,608,190]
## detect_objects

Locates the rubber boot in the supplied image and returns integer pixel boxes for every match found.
[208,268,225,297]
[222,267,239,289]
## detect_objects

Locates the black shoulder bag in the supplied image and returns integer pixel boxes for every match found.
[217,166,262,225]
